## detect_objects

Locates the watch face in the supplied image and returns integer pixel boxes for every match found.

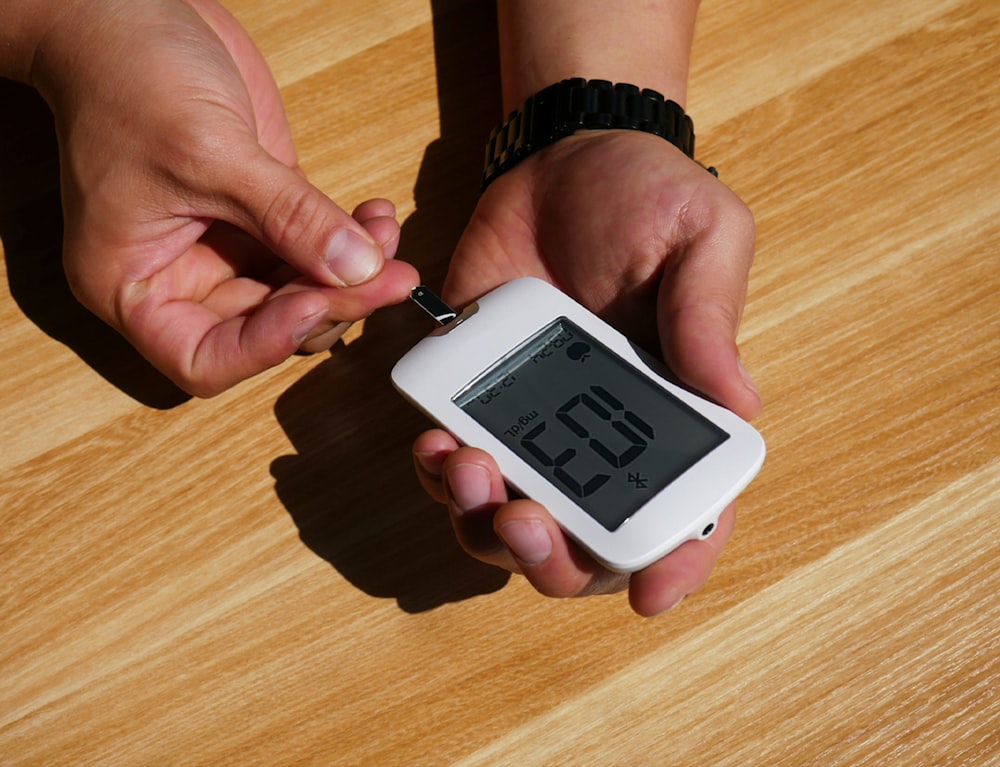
[455,318,729,530]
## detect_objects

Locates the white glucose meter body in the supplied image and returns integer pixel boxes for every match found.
[391,277,765,573]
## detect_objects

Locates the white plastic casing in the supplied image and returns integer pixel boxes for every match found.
[392,278,765,572]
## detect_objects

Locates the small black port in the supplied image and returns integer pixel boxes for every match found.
[701,523,716,537]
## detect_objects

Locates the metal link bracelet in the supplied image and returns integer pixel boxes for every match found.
[482,78,715,189]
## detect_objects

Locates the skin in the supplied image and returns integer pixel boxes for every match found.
[4,0,418,396]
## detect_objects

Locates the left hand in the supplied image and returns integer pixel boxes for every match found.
[413,129,762,616]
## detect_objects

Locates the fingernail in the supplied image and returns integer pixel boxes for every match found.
[446,463,491,513]
[325,228,381,286]
[498,520,553,566]
[296,320,353,354]
[738,361,761,400]
[292,310,329,345]
[665,593,687,613]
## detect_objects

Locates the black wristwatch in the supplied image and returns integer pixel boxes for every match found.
[482,78,715,189]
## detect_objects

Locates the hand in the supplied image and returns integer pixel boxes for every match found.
[33,0,417,395]
[413,130,761,615]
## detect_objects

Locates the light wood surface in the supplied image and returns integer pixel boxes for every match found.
[2,1,998,765]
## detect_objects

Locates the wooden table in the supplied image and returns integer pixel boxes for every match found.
[2,1,998,764]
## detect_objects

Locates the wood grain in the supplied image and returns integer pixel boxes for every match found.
[2,1,998,765]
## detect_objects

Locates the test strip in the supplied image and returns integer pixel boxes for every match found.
[410,286,458,326]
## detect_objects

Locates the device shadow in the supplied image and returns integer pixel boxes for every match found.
[0,79,190,409]
[270,1,511,612]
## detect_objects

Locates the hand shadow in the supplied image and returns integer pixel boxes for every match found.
[271,310,509,613]
[270,1,510,613]
[0,79,189,409]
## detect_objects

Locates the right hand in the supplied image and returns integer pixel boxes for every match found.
[31,0,417,395]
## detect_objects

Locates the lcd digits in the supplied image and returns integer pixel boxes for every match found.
[520,384,654,498]
[456,319,729,530]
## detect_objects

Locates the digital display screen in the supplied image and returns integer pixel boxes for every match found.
[454,318,729,531]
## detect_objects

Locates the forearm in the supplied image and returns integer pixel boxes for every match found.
[496,0,699,111]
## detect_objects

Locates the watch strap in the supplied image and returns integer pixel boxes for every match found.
[482,78,711,189]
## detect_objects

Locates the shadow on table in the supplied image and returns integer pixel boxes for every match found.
[271,311,510,613]
[272,1,510,612]
[0,79,190,409]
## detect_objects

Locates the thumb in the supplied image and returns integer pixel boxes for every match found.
[659,203,762,421]
[216,143,386,288]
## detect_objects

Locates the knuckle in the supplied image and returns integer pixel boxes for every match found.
[678,179,756,242]
[258,181,326,256]
[157,123,235,190]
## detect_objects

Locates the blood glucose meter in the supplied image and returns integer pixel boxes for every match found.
[391,277,765,572]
